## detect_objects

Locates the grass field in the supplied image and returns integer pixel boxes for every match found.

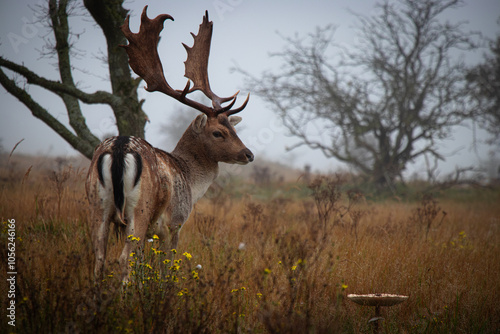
[1,158,499,333]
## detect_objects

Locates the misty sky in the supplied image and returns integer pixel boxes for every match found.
[1,0,499,178]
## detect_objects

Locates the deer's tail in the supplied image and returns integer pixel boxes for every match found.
[96,136,143,224]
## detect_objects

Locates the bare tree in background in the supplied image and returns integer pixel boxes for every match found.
[0,0,147,159]
[467,33,500,142]
[241,0,479,188]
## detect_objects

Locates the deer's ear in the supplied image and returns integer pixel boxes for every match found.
[192,114,208,134]
[229,116,242,127]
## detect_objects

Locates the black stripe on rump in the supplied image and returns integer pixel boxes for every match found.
[111,136,130,214]
[96,153,108,187]
[133,152,142,187]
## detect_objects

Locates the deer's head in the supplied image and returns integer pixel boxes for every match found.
[189,113,253,164]
[121,7,253,165]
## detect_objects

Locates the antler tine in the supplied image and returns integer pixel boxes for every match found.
[223,93,250,116]
[183,11,246,114]
[120,6,213,115]
[220,92,238,112]
[120,7,173,93]
[179,80,192,100]
[121,7,249,117]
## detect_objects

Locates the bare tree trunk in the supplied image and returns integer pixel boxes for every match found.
[0,0,147,159]
[239,0,478,190]
[49,0,100,150]
[84,0,147,138]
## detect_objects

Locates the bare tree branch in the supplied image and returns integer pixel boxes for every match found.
[0,57,119,106]
[0,67,96,158]
[239,0,479,188]
[467,34,500,142]
[0,0,149,159]
[48,0,100,146]
[84,0,148,137]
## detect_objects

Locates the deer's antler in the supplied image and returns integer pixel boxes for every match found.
[120,6,249,117]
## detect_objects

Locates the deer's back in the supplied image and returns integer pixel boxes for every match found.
[86,136,192,227]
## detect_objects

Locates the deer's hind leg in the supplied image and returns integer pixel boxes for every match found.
[118,198,153,282]
[90,201,114,283]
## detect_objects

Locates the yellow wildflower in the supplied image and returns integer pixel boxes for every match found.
[151,247,162,255]
[183,252,192,260]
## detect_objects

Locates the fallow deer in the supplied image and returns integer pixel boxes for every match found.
[86,6,253,282]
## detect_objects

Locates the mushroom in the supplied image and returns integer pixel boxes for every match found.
[347,293,408,333]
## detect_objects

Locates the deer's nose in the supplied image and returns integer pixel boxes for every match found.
[246,150,254,162]
[242,148,254,163]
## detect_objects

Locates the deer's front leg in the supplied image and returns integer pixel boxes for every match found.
[167,224,182,251]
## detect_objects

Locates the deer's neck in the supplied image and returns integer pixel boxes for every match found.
[171,132,219,203]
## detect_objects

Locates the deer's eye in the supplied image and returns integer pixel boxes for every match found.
[212,131,223,138]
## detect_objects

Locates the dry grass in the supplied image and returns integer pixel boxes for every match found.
[0,159,499,333]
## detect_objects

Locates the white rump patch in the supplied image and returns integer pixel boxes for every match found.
[123,153,141,218]
[98,154,114,212]
[99,154,114,207]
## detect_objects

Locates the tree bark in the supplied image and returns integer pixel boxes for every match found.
[0,68,97,158]
[0,0,147,159]
[84,0,147,137]
[49,0,100,150]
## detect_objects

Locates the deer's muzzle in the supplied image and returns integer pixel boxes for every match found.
[238,148,254,164]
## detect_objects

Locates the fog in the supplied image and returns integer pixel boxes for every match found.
[1,0,499,179]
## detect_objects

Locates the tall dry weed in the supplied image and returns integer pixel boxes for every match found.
[0,161,499,333]
[409,193,447,241]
